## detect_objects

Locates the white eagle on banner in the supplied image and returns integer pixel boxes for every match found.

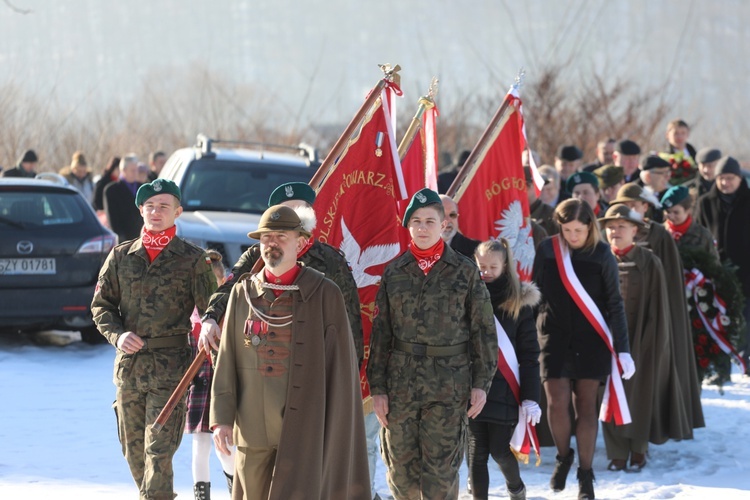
[494,200,535,278]
[339,217,402,289]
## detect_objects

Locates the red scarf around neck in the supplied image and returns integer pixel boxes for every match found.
[409,238,445,275]
[297,237,314,258]
[612,243,635,257]
[141,225,177,263]
[665,214,692,241]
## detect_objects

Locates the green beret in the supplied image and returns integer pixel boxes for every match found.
[135,179,181,207]
[660,186,690,208]
[566,171,599,193]
[268,182,315,207]
[403,188,442,228]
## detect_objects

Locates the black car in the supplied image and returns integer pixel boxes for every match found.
[0,177,116,343]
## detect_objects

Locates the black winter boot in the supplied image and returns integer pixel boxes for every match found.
[194,481,210,500]
[577,467,595,499]
[224,471,233,495]
[508,481,526,500]
[550,449,575,491]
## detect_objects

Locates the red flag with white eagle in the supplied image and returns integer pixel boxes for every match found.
[448,86,539,281]
[312,84,409,404]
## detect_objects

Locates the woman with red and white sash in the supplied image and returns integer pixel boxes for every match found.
[467,239,541,500]
[532,199,634,500]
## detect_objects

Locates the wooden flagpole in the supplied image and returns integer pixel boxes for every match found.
[445,71,525,199]
[309,64,401,190]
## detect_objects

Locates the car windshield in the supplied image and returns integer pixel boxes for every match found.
[0,191,85,227]
[180,160,314,214]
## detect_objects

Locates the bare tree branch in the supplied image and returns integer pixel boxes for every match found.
[4,0,32,14]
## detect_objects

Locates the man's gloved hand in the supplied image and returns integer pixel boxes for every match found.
[521,400,542,425]
[618,352,636,380]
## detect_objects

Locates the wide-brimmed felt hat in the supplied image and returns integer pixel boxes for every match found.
[268,182,316,207]
[403,188,442,228]
[135,178,181,207]
[598,204,645,227]
[609,183,651,205]
[247,204,312,239]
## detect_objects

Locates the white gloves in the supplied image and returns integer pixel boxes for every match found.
[521,400,542,426]
[618,352,636,380]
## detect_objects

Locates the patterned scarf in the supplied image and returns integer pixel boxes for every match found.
[665,214,692,241]
[409,238,445,275]
[141,225,176,263]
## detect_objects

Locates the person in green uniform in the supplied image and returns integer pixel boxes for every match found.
[91,179,217,499]
[367,188,498,500]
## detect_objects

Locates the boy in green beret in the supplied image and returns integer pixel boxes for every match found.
[92,178,218,499]
[367,188,497,499]
[662,186,719,260]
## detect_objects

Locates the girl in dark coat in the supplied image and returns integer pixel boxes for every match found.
[532,199,633,500]
[467,239,541,500]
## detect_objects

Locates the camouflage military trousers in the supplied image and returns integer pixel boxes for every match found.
[114,350,189,500]
[380,399,467,500]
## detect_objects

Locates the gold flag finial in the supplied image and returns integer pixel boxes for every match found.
[378,63,402,87]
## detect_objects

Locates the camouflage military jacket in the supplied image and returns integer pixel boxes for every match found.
[367,245,497,402]
[205,240,364,361]
[91,236,217,347]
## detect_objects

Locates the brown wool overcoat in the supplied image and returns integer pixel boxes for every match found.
[211,266,371,500]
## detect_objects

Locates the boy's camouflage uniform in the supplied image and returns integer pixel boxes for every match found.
[204,240,364,362]
[91,236,216,500]
[367,245,498,499]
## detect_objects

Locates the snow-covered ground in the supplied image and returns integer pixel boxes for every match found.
[1,330,749,499]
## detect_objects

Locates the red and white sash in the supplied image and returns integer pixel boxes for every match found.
[495,317,541,465]
[551,236,631,425]
[685,268,747,372]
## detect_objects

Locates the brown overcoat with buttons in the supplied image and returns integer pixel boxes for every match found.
[210,265,370,500]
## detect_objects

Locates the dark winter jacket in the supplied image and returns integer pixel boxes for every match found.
[449,231,481,259]
[694,181,750,296]
[2,165,36,178]
[533,237,630,379]
[475,278,541,425]
[103,180,143,242]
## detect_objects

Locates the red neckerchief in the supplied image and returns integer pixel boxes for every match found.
[297,237,314,258]
[409,238,445,275]
[665,214,692,241]
[612,243,635,257]
[264,265,302,297]
[593,203,601,216]
[141,225,177,263]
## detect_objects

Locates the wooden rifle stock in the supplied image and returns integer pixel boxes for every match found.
[152,258,266,434]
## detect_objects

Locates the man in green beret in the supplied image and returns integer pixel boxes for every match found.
[367,188,497,499]
[91,178,218,499]
[567,171,607,216]
[198,181,363,364]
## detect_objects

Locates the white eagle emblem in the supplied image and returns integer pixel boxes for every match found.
[415,192,427,203]
[285,185,294,197]
[493,200,535,277]
[339,217,401,288]
[152,180,162,191]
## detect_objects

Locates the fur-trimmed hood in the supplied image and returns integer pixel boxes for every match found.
[492,280,541,313]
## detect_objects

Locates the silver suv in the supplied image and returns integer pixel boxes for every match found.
[159,135,319,265]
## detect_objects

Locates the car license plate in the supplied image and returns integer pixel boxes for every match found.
[0,258,57,275]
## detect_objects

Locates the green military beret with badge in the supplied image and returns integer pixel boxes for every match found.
[565,171,599,193]
[402,188,442,228]
[248,204,312,239]
[268,182,316,207]
[135,178,182,207]
[660,185,690,208]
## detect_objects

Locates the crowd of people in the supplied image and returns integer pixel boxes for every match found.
[15,115,742,500]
